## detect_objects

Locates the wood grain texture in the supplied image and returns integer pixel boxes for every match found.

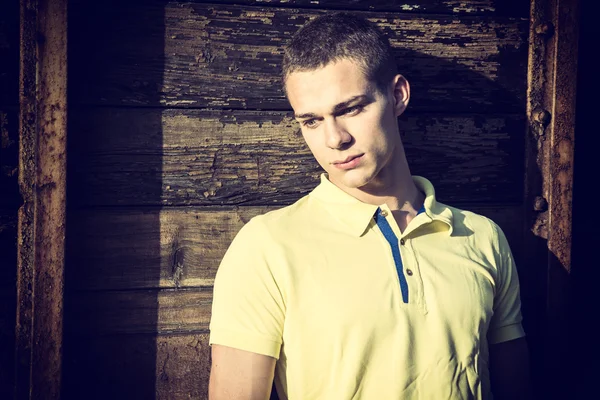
[65,288,213,335]
[16,1,68,398]
[66,207,269,290]
[62,332,211,400]
[66,205,523,292]
[68,2,528,112]
[177,0,529,16]
[69,108,526,206]
[65,204,523,337]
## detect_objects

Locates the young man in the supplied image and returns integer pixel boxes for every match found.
[208,13,531,400]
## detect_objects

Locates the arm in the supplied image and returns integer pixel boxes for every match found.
[209,344,276,400]
[486,222,531,399]
[489,337,532,400]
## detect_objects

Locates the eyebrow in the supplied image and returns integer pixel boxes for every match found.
[294,95,370,120]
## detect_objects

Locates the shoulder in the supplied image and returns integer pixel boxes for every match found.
[444,202,506,244]
[439,202,512,267]
[233,193,314,245]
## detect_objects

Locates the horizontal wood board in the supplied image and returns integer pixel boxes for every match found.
[78,0,530,16]
[68,2,528,112]
[65,204,523,292]
[65,204,523,335]
[68,109,526,206]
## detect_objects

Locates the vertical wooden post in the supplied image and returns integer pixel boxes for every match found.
[526,0,578,397]
[15,0,67,398]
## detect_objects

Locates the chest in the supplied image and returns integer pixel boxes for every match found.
[282,230,496,344]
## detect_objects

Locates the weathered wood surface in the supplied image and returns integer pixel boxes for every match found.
[69,2,528,112]
[62,333,211,400]
[0,0,19,106]
[16,0,68,398]
[66,205,523,292]
[66,288,213,335]
[69,109,525,206]
[176,0,529,16]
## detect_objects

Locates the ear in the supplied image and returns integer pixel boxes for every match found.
[391,74,410,117]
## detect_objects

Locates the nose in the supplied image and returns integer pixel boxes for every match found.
[324,118,352,149]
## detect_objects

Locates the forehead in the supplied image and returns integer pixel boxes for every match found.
[285,59,374,114]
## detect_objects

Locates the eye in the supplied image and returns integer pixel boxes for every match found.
[302,119,319,128]
[343,105,363,116]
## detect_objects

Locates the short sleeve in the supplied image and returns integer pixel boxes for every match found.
[209,216,286,359]
[487,222,526,345]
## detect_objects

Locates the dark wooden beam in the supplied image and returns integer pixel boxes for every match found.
[525,0,579,397]
[15,0,67,398]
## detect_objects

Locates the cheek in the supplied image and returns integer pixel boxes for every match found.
[302,134,328,164]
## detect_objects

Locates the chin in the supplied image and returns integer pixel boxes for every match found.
[337,170,376,190]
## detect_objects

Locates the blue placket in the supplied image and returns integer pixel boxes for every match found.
[374,205,426,304]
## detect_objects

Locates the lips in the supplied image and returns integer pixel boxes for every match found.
[333,154,362,165]
[332,154,364,170]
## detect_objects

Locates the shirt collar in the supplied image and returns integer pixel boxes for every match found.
[309,174,454,237]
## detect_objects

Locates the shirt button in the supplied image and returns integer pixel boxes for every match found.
[380,210,388,217]
[400,238,405,245]
[406,269,413,276]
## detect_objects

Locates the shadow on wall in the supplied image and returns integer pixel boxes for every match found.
[59,2,556,399]
[0,0,20,396]
[62,0,164,398]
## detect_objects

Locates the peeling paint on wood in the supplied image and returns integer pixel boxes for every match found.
[180,0,529,16]
[69,2,528,112]
[69,109,525,206]
[16,0,67,398]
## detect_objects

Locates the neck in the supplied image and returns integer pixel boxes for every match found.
[348,153,422,210]
[342,152,425,232]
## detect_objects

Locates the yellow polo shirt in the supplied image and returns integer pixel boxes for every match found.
[209,174,525,399]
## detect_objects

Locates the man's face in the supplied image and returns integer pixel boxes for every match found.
[285,59,408,193]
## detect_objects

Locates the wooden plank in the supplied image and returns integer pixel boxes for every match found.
[66,199,524,335]
[0,0,19,106]
[62,333,211,400]
[65,288,213,335]
[66,207,268,290]
[67,205,523,291]
[16,0,68,398]
[69,109,526,206]
[68,2,528,113]
[524,0,580,398]
[174,0,529,16]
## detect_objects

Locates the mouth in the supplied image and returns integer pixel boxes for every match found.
[332,154,364,170]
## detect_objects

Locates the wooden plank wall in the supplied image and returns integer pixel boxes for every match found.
[64,1,530,398]
[0,0,19,397]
